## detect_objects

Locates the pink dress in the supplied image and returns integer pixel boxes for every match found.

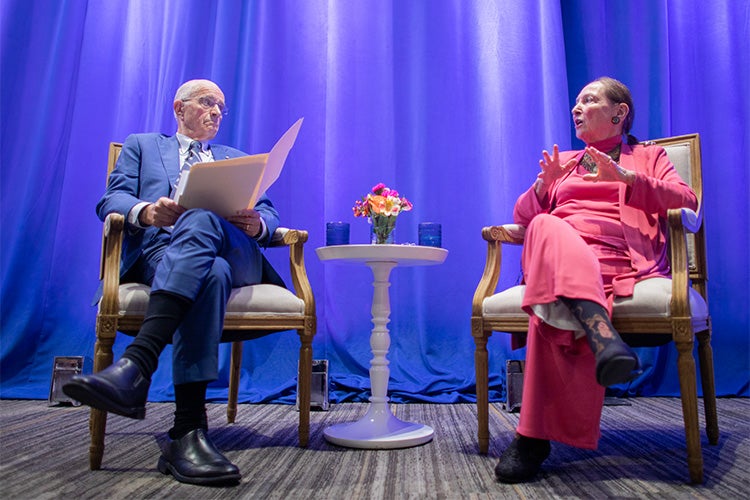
[512,141,698,449]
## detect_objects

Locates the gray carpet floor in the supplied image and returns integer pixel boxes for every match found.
[0,397,747,499]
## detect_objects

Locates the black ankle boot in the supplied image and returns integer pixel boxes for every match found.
[62,358,149,419]
[595,341,642,387]
[157,429,241,485]
[560,298,642,386]
[495,435,551,483]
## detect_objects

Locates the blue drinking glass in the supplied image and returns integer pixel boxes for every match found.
[326,222,350,246]
[418,222,442,247]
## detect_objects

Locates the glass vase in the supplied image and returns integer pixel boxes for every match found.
[370,215,396,244]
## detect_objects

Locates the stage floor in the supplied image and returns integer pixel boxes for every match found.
[1,397,747,498]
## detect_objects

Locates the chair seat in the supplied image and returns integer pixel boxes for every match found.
[116,282,305,317]
[483,277,708,331]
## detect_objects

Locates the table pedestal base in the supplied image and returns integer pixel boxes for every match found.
[315,245,448,451]
[323,404,434,449]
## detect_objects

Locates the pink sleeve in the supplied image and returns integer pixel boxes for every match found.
[625,146,698,215]
[513,185,548,226]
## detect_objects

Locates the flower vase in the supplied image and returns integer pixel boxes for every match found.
[370,215,396,244]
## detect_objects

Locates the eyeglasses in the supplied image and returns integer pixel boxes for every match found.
[183,96,228,117]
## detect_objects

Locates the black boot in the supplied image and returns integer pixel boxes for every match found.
[560,297,642,387]
[157,429,241,485]
[495,435,551,483]
[62,358,149,419]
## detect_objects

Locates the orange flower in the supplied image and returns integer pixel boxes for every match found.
[368,195,388,215]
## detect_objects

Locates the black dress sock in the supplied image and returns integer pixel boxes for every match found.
[169,381,209,440]
[122,290,192,379]
[559,297,625,357]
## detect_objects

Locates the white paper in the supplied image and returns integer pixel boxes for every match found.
[174,118,303,217]
[260,117,304,196]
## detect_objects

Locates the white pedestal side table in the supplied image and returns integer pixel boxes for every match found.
[315,244,448,449]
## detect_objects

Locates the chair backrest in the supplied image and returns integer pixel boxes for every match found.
[643,133,707,297]
[107,142,122,182]
[99,143,123,280]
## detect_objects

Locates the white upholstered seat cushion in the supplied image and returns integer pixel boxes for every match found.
[482,277,708,332]
[116,282,305,317]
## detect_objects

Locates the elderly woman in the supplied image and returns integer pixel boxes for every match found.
[495,77,698,483]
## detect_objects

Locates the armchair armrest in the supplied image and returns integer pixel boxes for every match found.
[472,224,526,318]
[270,227,316,318]
[482,224,526,244]
[98,213,125,324]
[269,227,290,247]
[671,207,702,234]
[667,207,699,329]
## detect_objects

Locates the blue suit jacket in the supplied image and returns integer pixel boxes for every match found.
[96,133,281,282]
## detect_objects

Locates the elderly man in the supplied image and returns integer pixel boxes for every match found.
[64,79,282,486]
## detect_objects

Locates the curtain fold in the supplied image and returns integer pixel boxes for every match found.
[1,0,747,402]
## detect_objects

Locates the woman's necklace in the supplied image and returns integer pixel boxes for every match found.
[580,143,621,173]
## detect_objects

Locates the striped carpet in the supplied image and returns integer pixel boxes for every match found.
[0,398,747,499]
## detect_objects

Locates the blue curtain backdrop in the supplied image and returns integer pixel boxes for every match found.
[1,0,748,404]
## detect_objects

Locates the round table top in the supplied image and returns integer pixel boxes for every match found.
[316,244,448,266]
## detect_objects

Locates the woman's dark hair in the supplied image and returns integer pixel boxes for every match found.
[594,76,639,145]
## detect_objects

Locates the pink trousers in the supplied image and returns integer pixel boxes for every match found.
[516,214,626,449]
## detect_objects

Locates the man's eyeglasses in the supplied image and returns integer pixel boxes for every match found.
[183,96,228,117]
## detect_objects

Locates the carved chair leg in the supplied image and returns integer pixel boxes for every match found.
[89,327,115,470]
[696,330,719,445]
[297,327,314,447]
[227,341,243,424]
[473,325,490,454]
[674,333,704,484]
[89,408,107,470]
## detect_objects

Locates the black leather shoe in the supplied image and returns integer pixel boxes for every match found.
[157,429,241,485]
[495,435,551,483]
[595,341,643,387]
[62,358,149,419]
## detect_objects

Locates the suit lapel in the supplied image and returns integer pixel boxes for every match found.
[157,135,181,188]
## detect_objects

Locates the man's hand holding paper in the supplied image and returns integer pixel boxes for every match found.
[226,209,263,238]
[140,197,186,227]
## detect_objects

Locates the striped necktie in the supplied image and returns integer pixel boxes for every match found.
[171,140,203,198]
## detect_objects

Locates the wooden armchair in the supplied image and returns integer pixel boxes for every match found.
[89,142,316,469]
[471,133,717,483]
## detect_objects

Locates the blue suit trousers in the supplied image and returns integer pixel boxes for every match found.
[129,209,264,384]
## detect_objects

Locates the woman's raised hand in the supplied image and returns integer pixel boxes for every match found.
[583,146,635,185]
[536,144,577,196]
